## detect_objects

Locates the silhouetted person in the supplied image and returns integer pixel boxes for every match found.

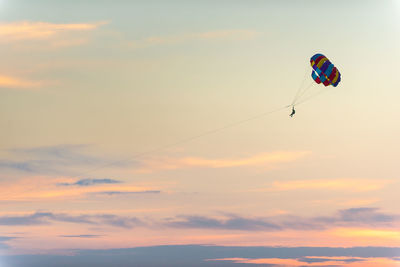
[290,107,296,117]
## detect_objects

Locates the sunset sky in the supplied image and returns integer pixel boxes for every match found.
[1,1,400,266]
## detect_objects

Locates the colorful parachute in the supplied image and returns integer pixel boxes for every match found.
[310,54,341,87]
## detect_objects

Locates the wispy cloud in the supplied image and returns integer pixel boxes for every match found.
[165,215,281,231]
[59,235,102,239]
[305,208,399,231]
[0,212,143,229]
[336,208,395,223]
[58,178,122,187]
[0,212,53,226]
[0,75,43,89]
[0,176,160,202]
[92,190,161,196]
[137,151,310,172]
[0,21,106,42]
[0,21,107,90]
[128,29,260,48]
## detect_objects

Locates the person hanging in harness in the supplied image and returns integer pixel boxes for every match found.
[289,106,296,117]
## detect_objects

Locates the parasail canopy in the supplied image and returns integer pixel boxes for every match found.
[310,54,341,87]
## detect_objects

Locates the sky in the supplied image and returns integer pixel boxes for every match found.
[0,0,400,266]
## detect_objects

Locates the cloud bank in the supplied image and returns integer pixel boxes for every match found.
[0,208,397,231]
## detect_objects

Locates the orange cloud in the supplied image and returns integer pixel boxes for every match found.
[257,178,391,192]
[0,75,43,89]
[136,151,310,172]
[0,21,106,41]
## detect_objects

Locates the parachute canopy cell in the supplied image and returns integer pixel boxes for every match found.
[310,54,341,87]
